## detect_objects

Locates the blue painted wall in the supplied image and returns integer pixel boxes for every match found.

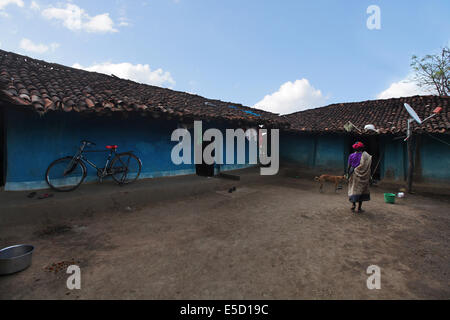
[5,107,449,190]
[380,136,406,181]
[315,135,346,171]
[5,108,253,190]
[280,131,450,184]
[280,132,346,173]
[418,134,450,182]
[280,132,315,167]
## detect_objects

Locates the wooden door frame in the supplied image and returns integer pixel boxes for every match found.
[0,104,6,187]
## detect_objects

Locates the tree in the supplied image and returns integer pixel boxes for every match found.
[411,46,449,96]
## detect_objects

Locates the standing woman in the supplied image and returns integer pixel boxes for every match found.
[347,142,372,213]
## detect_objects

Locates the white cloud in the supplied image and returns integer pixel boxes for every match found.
[30,0,39,10]
[19,38,59,54]
[41,3,118,33]
[377,75,432,99]
[253,79,327,115]
[72,62,176,88]
[0,0,23,10]
[118,17,129,27]
[0,0,23,16]
[83,13,116,33]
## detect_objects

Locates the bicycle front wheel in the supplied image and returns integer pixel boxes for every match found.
[46,157,86,192]
[110,152,142,185]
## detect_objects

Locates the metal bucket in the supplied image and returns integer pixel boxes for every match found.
[0,245,34,275]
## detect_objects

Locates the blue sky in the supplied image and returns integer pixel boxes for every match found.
[0,0,449,114]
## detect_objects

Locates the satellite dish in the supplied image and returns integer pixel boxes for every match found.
[404,103,422,124]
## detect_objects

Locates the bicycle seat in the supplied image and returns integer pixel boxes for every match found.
[106,145,118,150]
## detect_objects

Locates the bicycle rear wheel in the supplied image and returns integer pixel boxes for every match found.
[110,152,142,185]
[46,157,86,192]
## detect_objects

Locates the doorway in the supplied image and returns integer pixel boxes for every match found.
[0,106,5,187]
[348,135,381,180]
[196,139,215,177]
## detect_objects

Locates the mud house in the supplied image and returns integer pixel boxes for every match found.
[281,96,450,187]
[1,49,448,192]
[0,50,286,191]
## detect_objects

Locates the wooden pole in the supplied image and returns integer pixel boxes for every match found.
[406,133,414,194]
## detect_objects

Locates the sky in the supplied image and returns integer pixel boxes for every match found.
[0,0,449,115]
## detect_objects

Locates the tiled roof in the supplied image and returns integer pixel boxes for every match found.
[285,95,450,134]
[0,50,287,127]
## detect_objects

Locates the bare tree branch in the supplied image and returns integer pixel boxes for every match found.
[411,47,449,96]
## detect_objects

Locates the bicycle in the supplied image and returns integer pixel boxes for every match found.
[45,140,142,192]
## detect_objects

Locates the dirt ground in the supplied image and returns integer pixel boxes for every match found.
[0,170,449,300]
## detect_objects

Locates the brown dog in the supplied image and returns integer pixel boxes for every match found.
[315,175,347,192]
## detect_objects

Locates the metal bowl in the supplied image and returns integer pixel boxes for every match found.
[0,245,34,275]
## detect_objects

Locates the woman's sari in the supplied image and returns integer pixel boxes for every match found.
[348,151,372,203]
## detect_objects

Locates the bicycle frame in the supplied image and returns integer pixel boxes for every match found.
[70,143,118,179]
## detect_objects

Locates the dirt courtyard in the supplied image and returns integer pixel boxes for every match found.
[0,170,449,299]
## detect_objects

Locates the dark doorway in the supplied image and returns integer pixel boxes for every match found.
[348,135,381,180]
[196,139,215,177]
[0,106,5,187]
[259,128,272,168]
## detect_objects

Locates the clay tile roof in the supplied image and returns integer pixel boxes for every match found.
[0,49,288,128]
[284,95,450,135]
